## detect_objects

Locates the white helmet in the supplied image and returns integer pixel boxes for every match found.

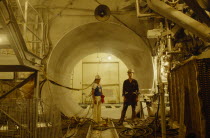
[95,75,101,79]
[127,69,134,73]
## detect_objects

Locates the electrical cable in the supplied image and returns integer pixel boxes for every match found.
[119,128,136,137]
[48,79,94,91]
[39,79,94,119]
[117,117,154,137]
[39,69,97,125]
[47,0,76,24]
[117,93,161,137]
[83,98,93,119]
[62,95,108,137]
[38,79,47,98]
[38,76,94,101]
[73,97,93,118]
[118,119,178,137]
[64,123,79,138]
[38,74,95,120]
[39,68,94,92]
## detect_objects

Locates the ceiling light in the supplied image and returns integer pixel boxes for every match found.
[108,56,112,60]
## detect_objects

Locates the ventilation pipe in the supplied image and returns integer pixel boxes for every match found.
[147,0,210,42]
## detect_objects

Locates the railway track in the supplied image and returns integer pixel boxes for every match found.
[86,121,119,138]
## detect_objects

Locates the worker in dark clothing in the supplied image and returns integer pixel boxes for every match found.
[118,69,140,125]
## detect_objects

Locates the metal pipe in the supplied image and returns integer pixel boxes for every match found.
[157,56,166,138]
[165,19,173,52]
[156,41,166,138]
[157,61,166,138]
[147,0,210,42]
[26,26,42,41]
[167,50,182,54]
[26,41,42,43]
[136,0,157,17]
[16,0,25,21]
[28,2,43,22]
[136,0,140,16]
[23,0,28,39]
[40,21,44,58]
[160,83,166,138]
[167,35,172,52]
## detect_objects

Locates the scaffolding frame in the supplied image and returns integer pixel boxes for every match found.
[15,0,44,58]
[0,65,62,138]
[0,0,44,68]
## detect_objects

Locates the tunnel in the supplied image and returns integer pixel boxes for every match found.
[1,0,210,137]
[44,22,154,117]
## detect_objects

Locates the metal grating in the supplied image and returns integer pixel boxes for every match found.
[169,60,206,137]
[0,98,62,138]
[197,59,210,137]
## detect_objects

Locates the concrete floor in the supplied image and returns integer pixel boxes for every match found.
[79,103,143,120]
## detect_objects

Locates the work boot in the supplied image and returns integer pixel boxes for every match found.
[117,120,123,126]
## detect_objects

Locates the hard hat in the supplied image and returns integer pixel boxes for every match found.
[127,69,134,73]
[95,75,101,79]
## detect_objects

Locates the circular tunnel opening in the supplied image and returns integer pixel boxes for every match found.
[43,22,154,118]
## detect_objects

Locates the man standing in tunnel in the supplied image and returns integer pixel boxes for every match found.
[118,69,140,125]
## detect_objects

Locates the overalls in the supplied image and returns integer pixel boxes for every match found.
[92,83,102,123]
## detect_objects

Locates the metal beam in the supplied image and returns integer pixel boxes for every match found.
[0,72,36,99]
[82,62,119,64]
[33,71,39,138]
[0,65,37,72]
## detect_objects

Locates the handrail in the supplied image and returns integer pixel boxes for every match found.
[0,0,43,67]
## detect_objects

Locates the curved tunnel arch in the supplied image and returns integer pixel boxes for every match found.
[45,22,154,116]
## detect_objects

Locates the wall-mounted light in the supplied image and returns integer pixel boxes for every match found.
[107,56,112,60]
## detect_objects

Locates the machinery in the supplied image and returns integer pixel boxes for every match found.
[0,0,209,137]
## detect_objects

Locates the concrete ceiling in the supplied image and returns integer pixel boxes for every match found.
[32,0,134,11]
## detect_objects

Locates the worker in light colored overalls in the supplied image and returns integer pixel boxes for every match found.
[92,75,103,124]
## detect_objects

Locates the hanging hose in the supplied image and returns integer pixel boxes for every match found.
[48,79,94,91]
[39,78,94,98]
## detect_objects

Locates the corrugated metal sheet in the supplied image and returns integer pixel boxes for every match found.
[197,59,210,137]
[168,59,210,137]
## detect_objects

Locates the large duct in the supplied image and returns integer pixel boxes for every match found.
[147,0,210,42]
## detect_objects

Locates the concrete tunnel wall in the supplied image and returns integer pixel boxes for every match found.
[44,22,154,117]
